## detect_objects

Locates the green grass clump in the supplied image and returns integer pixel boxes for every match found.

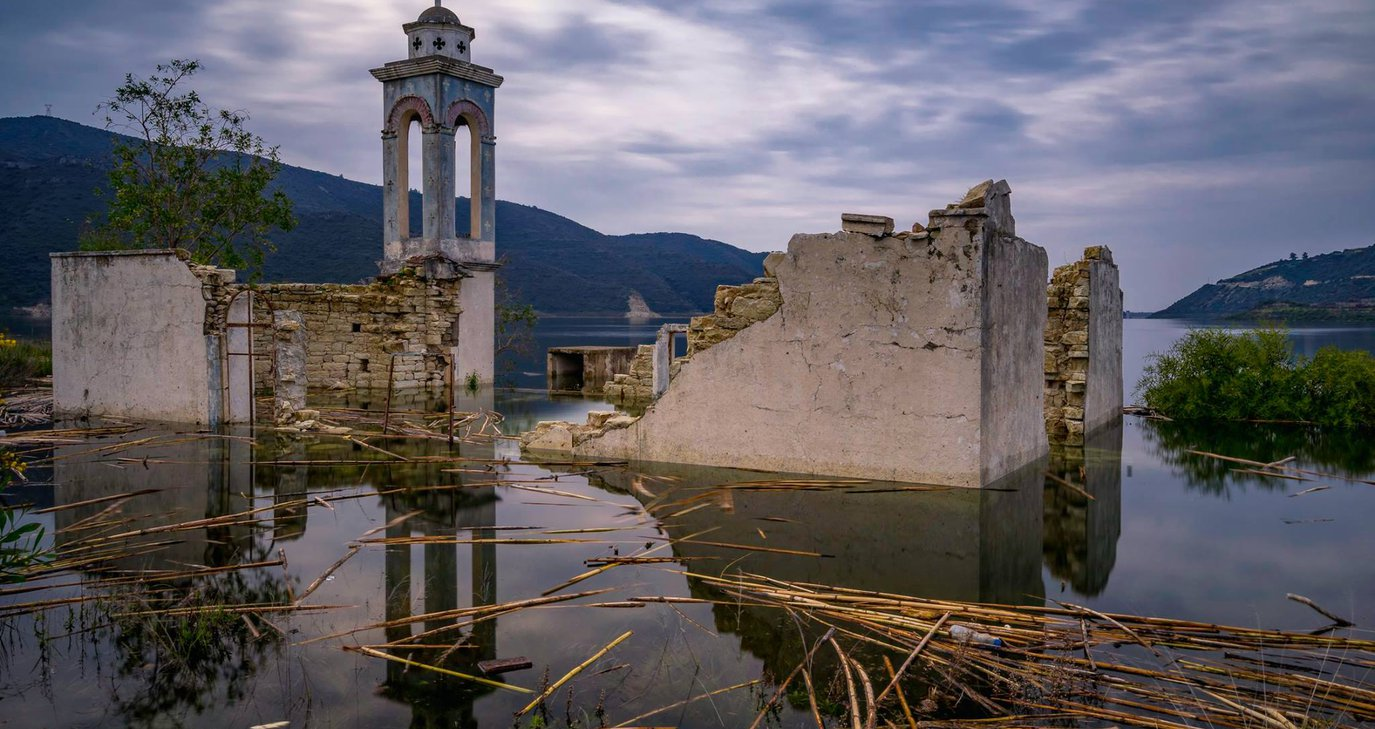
[1137,327,1375,427]
[0,332,52,388]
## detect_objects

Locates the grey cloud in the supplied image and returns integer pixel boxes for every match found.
[2,0,1374,310]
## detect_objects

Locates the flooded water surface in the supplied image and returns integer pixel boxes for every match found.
[2,319,1374,727]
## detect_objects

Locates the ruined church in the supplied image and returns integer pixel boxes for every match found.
[52,1,503,424]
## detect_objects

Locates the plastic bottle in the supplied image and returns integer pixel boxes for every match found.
[949,624,1004,648]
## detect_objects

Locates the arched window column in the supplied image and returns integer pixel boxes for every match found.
[382,96,437,247]
[446,101,494,242]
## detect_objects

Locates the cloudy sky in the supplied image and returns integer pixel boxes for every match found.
[3,0,1374,309]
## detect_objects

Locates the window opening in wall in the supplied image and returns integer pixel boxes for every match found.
[352,323,362,333]
[360,358,370,373]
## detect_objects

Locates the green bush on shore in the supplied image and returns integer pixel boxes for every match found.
[1137,327,1375,427]
[0,332,52,389]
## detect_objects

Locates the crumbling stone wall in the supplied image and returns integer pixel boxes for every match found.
[603,345,657,406]
[1045,247,1122,446]
[605,261,782,407]
[238,270,462,392]
[687,273,784,355]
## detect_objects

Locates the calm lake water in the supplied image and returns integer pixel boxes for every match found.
[1,318,1373,727]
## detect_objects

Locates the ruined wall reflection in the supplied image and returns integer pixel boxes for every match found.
[584,458,1046,687]
[1043,418,1123,596]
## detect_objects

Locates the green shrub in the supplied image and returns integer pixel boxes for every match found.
[1137,327,1375,426]
[1,449,49,584]
[0,333,52,388]
[1301,346,1375,427]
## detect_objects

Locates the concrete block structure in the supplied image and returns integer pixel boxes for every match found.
[547,346,639,395]
[51,250,238,425]
[1045,247,1123,446]
[524,181,1052,488]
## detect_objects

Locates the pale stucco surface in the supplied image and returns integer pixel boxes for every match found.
[1085,259,1124,435]
[51,250,217,424]
[543,183,1051,487]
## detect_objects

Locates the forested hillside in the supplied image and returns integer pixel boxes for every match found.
[0,116,766,314]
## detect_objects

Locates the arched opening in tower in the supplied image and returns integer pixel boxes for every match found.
[455,119,479,239]
[404,117,424,239]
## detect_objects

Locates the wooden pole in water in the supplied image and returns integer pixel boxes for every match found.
[447,354,455,447]
[383,354,397,434]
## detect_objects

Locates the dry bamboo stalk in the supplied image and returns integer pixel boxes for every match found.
[611,679,761,728]
[32,489,161,515]
[679,539,832,558]
[359,509,424,539]
[1044,471,1095,500]
[515,630,633,718]
[343,436,412,462]
[300,588,615,645]
[1286,593,1354,627]
[346,645,532,694]
[801,664,827,729]
[874,612,950,706]
[881,655,918,729]
[746,627,836,729]
[831,637,863,729]
[849,654,878,729]
[295,546,361,604]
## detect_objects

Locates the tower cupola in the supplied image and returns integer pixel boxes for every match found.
[404,1,474,62]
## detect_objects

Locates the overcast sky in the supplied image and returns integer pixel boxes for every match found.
[3,0,1374,309]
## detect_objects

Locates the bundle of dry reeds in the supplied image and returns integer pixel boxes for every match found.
[696,571,1375,729]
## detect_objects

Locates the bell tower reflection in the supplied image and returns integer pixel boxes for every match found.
[1043,417,1124,596]
[380,483,499,728]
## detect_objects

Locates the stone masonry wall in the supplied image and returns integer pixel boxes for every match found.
[1045,246,1121,446]
[603,344,656,406]
[687,274,784,355]
[239,270,462,392]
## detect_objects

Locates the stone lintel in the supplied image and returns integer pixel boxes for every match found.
[370,57,504,87]
[840,213,895,237]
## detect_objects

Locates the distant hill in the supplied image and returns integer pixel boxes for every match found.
[1153,245,1375,320]
[0,116,766,314]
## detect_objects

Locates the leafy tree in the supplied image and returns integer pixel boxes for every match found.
[82,59,295,274]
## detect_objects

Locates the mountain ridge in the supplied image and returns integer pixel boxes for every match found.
[1153,244,1375,319]
[0,115,767,314]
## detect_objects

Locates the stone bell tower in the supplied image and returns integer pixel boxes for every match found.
[372,0,503,383]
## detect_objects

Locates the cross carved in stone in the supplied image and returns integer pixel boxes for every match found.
[412,36,423,50]
[433,36,447,50]
[456,40,467,53]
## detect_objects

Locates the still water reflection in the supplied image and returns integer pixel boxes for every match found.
[2,319,1373,726]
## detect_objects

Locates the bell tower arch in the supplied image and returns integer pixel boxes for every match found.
[372,1,504,383]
